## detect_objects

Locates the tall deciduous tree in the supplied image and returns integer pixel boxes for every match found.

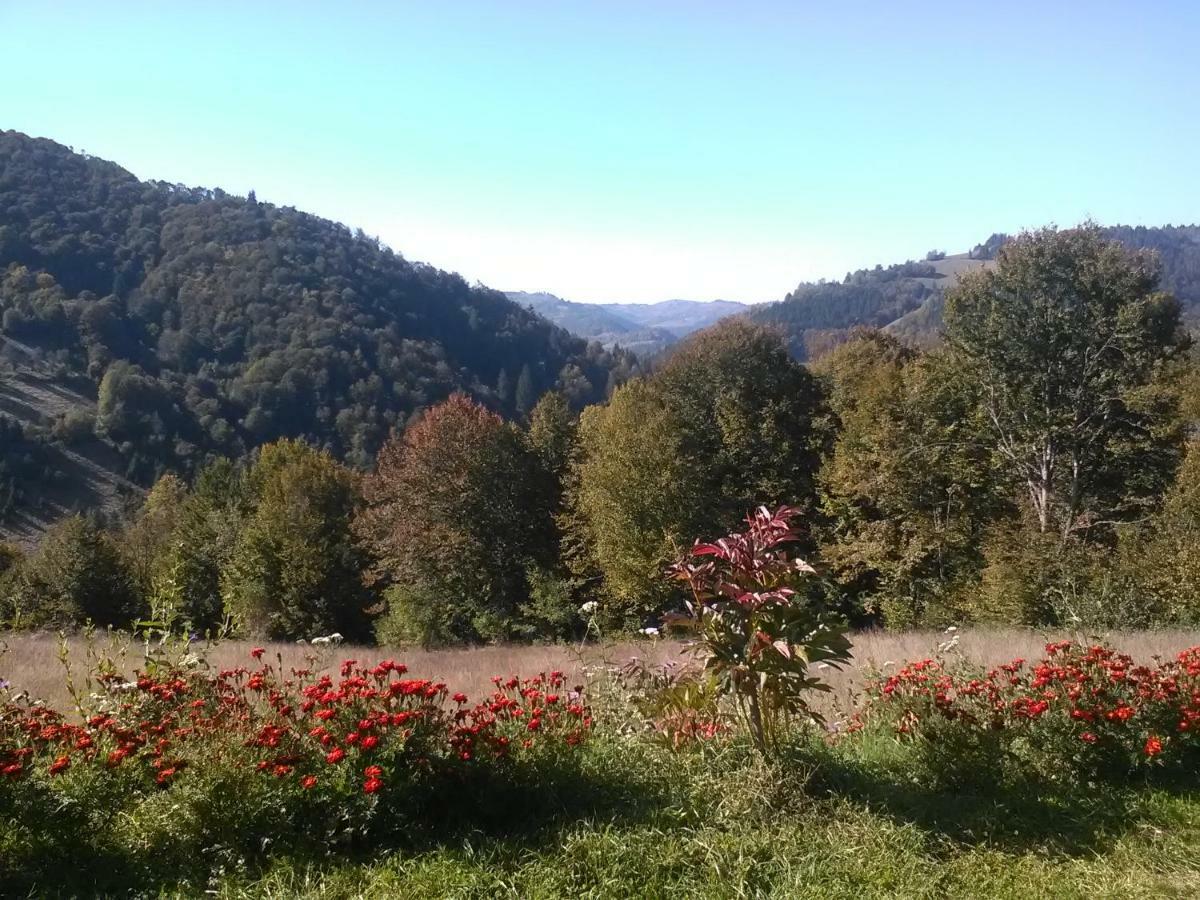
[151,458,246,633]
[567,379,699,624]
[355,393,546,643]
[566,320,830,626]
[944,225,1188,541]
[815,332,1002,626]
[652,319,831,531]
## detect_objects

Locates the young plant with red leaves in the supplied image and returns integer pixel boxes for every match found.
[668,505,851,754]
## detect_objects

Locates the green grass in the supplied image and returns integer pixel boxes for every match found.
[145,733,1200,900]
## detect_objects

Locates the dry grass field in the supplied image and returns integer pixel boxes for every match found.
[4,626,1198,715]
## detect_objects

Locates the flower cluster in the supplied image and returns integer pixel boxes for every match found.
[858,641,1200,780]
[1,651,592,798]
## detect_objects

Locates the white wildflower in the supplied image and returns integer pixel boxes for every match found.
[640,627,660,637]
[579,600,598,615]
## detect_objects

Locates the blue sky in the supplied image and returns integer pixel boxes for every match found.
[2,1,1197,302]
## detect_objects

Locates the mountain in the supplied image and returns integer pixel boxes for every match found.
[505,291,746,355]
[0,131,639,542]
[751,227,1200,359]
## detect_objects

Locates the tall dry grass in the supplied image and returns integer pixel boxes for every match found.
[3,627,1199,715]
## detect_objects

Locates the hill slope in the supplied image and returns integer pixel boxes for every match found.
[751,228,1200,359]
[0,131,638,539]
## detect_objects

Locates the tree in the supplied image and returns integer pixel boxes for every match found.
[3,515,139,628]
[944,225,1189,542]
[222,439,372,641]
[815,332,1002,626]
[567,380,700,625]
[566,320,831,627]
[120,473,188,603]
[527,390,575,485]
[151,458,246,633]
[355,393,546,644]
[652,319,830,533]
[515,364,537,417]
[1125,439,1200,625]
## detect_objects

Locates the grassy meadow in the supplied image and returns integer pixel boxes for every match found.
[3,627,1200,898]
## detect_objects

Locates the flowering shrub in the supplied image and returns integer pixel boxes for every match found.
[858,641,1200,784]
[0,648,593,873]
[668,506,851,754]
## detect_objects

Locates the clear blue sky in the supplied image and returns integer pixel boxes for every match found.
[2,1,1197,303]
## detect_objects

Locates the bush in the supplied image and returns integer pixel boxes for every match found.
[50,409,94,444]
[0,646,593,890]
[668,505,851,754]
[857,640,1200,786]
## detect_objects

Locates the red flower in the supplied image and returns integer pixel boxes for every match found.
[301,775,318,789]
[1080,732,1098,743]
[364,765,383,778]
[48,755,70,776]
[1144,735,1163,757]
[363,777,384,794]
[251,647,266,660]
[453,692,468,704]
[326,748,346,764]
[360,734,379,750]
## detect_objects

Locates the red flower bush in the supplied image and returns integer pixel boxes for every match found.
[0,650,592,805]
[858,641,1200,783]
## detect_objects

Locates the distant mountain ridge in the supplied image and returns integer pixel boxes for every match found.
[750,226,1200,359]
[505,291,747,355]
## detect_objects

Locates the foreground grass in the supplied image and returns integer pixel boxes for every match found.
[5,632,1200,897]
[143,733,1199,900]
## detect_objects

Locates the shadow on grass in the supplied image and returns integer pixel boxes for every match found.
[0,751,671,898]
[802,746,1196,857]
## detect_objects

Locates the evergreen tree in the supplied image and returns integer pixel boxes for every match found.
[3,515,139,628]
[515,364,537,417]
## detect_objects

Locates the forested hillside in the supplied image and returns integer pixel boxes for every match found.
[0,131,638,532]
[752,226,1200,359]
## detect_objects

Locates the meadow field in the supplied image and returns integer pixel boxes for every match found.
[3,624,1200,707]
[3,627,1200,897]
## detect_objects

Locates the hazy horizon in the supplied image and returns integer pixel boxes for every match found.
[3,2,1197,304]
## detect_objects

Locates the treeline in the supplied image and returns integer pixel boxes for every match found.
[0,131,638,485]
[3,225,1199,641]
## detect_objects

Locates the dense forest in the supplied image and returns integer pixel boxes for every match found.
[0,131,639,492]
[4,224,1200,643]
